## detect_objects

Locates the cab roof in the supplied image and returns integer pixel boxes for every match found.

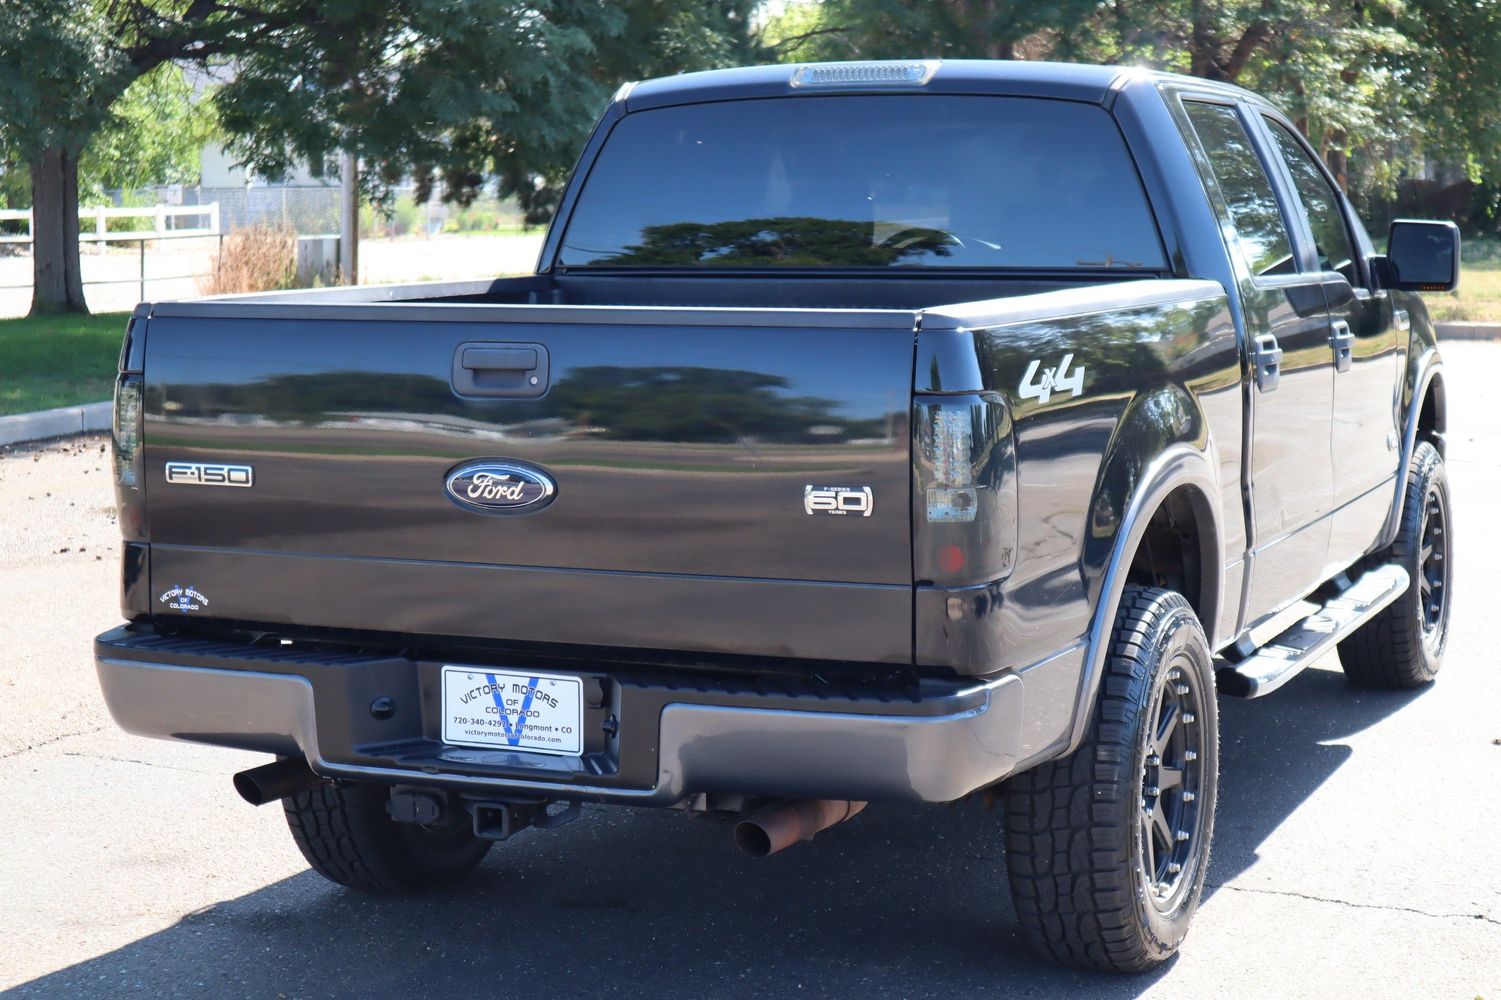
[620,59,1261,112]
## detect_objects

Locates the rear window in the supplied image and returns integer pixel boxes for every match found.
[557,95,1166,270]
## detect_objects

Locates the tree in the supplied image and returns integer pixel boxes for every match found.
[0,2,121,312]
[0,1,760,316]
[764,1,1501,232]
[80,62,219,199]
[767,0,1098,61]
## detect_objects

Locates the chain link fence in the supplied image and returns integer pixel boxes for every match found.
[183,185,341,236]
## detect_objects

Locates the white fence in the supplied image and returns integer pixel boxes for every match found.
[0,203,222,310]
[0,203,219,245]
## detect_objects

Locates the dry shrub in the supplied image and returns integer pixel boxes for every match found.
[200,223,298,295]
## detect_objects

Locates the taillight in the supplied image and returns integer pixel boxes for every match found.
[913,393,1015,585]
[113,374,146,540]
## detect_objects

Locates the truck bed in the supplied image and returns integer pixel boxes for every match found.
[133,273,1177,669]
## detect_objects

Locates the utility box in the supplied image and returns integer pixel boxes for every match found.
[296,235,340,288]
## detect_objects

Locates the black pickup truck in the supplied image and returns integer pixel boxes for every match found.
[96,59,1459,971]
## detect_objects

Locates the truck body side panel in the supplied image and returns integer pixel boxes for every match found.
[914,280,1239,670]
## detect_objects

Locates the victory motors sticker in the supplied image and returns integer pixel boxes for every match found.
[159,585,209,613]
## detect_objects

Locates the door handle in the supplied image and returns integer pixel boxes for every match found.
[1253,333,1282,392]
[452,341,550,398]
[1330,321,1353,373]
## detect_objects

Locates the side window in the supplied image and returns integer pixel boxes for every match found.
[1183,102,1296,278]
[1265,119,1359,284]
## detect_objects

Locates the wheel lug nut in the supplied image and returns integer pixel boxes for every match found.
[1182,712,1196,724]
[1167,862,1182,874]
[1146,786,1160,796]
[1182,791,1196,802]
[1184,750,1198,762]
[1176,830,1190,842]
[1175,683,1189,695]
[1147,754,1161,767]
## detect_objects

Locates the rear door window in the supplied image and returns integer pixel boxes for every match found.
[1183,102,1296,278]
[558,95,1166,271]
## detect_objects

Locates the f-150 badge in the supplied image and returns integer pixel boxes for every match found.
[1018,354,1086,405]
[804,485,873,517]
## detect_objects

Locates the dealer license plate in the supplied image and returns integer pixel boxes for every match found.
[440,667,584,756]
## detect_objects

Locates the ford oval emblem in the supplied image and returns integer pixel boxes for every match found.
[444,460,557,515]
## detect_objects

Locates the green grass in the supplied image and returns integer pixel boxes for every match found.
[1423,237,1501,324]
[0,312,129,416]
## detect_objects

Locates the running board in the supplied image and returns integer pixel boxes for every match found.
[1216,564,1411,698]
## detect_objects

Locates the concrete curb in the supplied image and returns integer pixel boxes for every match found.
[1436,322,1501,341]
[0,401,111,448]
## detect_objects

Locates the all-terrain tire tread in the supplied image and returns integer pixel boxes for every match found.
[1338,441,1446,688]
[284,783,406,892]
[1004,586,1213,973]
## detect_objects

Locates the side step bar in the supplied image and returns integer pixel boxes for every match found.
[1216,564,1411,698]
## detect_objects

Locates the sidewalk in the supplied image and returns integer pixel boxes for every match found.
[0,401,111,448]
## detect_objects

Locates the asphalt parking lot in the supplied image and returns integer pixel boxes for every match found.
[2,344,1498,999]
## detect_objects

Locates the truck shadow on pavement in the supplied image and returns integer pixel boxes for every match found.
[16,663,1425,999]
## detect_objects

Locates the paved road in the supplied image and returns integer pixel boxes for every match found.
[2,346,1498,999]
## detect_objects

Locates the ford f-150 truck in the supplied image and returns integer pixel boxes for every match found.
[95,60,1460,971]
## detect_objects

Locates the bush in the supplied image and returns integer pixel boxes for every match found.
[200,223,297,295]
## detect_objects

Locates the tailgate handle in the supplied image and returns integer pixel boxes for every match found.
[463,347,537,371]
[452,341,549,399]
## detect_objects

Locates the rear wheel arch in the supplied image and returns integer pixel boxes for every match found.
[1067,444,1223,755]
[1125,483,1220,640]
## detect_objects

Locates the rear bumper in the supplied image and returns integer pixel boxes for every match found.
[93,625,1071,805]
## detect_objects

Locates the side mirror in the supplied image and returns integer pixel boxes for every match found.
[1377,219,1460,292]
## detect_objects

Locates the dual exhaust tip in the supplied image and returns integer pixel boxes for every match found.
[234,759,865,859]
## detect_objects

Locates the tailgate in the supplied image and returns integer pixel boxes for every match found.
[140,306,916,663]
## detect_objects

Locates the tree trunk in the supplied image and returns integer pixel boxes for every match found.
[29,146,88,316]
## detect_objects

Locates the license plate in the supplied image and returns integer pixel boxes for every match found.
[440,667,583,756]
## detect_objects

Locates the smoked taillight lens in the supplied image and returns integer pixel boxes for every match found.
[113,374,146,540]
[912,393,1015,585]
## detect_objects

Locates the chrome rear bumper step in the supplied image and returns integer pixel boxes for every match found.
[1216,564,1410,699]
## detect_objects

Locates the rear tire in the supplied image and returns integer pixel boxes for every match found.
[1004,586,1219,972]
[284,782,491,892]
[1338,440,1450,688]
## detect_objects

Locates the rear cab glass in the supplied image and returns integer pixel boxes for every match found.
[558,95,1167,271]
[1182,102,1296,278]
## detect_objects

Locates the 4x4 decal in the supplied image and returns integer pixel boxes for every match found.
[1018,353,1086,405]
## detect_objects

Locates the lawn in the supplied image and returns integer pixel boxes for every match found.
[0,312,129,416]
[1423,237,1501,323]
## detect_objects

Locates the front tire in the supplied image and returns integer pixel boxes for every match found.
[1339,440,1451,688]
[284,782,492,892]
[1004,586,1219,972]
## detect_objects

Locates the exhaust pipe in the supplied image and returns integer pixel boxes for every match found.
[233,758,322,806]
[733,800,866,858]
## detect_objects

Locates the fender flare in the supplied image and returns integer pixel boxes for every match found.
[1376,352,1444,550]
[1063,443,1223,755]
